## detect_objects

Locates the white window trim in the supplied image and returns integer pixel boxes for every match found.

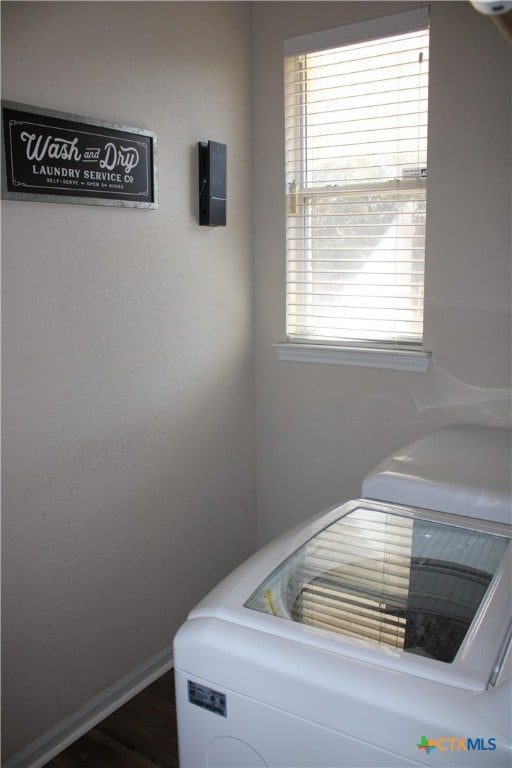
[284,7,430,56]
[273,343,431,372]
[278,7,432,372]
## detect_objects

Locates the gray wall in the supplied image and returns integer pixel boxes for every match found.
[2,2,255,760]
[252,1,512,545]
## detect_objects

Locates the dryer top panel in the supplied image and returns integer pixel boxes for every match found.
[362,424,511,524]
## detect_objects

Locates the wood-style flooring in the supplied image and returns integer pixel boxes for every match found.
[45,671,179,768]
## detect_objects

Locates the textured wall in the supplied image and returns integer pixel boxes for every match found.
[252,1,511,545]
[1,2,255,759]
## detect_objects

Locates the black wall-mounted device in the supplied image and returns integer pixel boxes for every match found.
[198,140,226,226]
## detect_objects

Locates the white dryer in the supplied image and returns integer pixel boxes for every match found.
[173,425,512,767]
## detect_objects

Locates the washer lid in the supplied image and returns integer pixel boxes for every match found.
[191,498,511,692]
[362,424,512,523]
[243,501,510,688]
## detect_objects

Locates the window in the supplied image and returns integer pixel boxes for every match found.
[284,10,430,353]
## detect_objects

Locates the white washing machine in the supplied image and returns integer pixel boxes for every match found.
[173,424,512,767]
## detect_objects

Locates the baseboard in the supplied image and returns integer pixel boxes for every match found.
[3,644,174,768]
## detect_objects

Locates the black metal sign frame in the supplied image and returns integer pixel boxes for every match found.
[1,101,158,208]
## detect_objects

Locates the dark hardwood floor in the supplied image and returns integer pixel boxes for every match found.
[45,671,179,768]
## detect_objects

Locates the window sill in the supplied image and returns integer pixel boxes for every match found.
[272,343,431,372]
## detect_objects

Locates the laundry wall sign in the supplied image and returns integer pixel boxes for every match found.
[1,101,158,208]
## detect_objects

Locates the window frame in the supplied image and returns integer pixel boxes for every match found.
[279,8,431,372]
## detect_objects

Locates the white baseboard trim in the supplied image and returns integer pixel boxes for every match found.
[3,644,174,768]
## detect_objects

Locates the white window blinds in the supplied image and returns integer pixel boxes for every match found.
[284,10,430,347]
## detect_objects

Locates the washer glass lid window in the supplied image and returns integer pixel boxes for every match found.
[244,505,509,665]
